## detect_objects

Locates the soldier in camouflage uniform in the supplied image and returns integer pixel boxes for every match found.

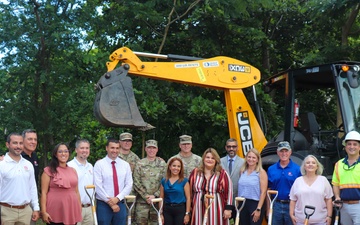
[118,132,140,173]
[133,140,166,225]
[170,135,202,178]
[118,132,140,222]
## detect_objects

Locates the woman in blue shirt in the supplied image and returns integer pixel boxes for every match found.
[160,157,191,225]
[237,148,268,225]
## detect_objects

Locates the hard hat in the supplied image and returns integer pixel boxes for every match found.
[343,131,360,145]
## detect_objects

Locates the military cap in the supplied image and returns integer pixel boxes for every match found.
[146,139,158,148]
[179,135,192,144]
[119,132,133,141]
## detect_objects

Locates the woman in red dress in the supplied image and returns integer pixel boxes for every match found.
[41,142,82,225]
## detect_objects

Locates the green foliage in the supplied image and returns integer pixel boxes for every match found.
[0,0,360,170]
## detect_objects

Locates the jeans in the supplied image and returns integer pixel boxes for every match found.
[96,200,126,225]
[271,201,292,225]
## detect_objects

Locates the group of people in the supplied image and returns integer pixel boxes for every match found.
[266,130,360,225]
[1,130,360,225]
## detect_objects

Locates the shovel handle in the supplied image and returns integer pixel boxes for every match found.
[304,205,316,218]
[267,190,278,195]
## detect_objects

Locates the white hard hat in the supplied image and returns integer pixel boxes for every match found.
[343,131,360,145]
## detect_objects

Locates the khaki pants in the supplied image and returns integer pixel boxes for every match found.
[77,206,94,225]
[1,205,32,225]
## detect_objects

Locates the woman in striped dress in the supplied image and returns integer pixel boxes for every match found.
[189,148,233,225]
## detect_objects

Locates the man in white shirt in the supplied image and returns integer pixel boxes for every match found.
[94,138,133,225]
[68,139,94,225]
[0,133,40,224]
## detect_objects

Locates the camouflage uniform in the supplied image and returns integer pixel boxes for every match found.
[119,150,140,221]
[119,151,140,173]
[133,157,166,225]
[171,153,202,178]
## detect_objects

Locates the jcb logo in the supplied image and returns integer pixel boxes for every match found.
[228,64,251,73]
[237,112,254,156]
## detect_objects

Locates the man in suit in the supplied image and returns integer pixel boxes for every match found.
[220,138,244,200]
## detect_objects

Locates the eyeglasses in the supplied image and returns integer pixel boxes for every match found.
[226,145,237,149]
[57,150,69,154]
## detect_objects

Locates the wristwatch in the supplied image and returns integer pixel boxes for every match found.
[185,212,190,215]
[256,208,261,212]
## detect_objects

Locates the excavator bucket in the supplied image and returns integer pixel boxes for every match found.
[94,65,149,128]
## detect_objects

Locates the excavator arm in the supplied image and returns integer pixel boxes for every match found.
[105,47,260,89]
[94,47,267,157]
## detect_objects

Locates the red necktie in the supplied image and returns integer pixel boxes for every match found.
[111,161,119,196]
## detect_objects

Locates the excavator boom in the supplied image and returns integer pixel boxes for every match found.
[94,47,267,157]
[106,47,260,89]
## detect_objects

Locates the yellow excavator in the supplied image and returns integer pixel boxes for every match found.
[94,46,360,174]
[94,47,360,225]
[94,47,268,158]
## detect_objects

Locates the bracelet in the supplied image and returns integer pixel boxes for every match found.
[327,216,332,218]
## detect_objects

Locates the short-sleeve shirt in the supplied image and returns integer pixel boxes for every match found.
[290,176,333,224]
[332,157,360,200]
[267,159,301,200]
[161,178,188,204]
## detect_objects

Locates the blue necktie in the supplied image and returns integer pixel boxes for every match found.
[229,159,233,174]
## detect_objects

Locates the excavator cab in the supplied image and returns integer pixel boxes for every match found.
[262,61,360,178]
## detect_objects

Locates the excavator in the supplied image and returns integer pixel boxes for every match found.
[94,47,360,224]
[94,47,268,158]
[94,47,360,173]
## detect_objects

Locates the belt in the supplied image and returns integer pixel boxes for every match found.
[165,202,185,207]
[97,199,124,204]
[276,200,290,203]
[82,204,91,208]
[0,202,29,209]
[343,200,359,204]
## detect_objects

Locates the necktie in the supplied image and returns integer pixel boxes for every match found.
[229,158,233,174]
[111,161,119,196]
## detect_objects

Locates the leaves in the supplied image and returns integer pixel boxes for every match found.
[0,0,360,165]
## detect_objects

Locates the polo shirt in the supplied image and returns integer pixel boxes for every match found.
[68,158,94,205]
[267,159,301,200]
[0,153,39,210]
[21,151,39,184]
[332,156,360,200]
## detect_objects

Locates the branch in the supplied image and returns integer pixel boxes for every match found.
[341,3,360,47]
[157,0,201,56]
[169,0,201,26]
[157,0,177,56]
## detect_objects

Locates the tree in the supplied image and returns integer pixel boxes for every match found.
[1,0,360,166]
[0,0,112,166]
